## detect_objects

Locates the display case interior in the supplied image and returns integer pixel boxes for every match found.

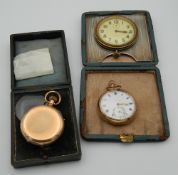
[80,10,169,142]
[80,67,169,142]
[10,31,81,168]
[82,11,158,66]
[11,31,71,89]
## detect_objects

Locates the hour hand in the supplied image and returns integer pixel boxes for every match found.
[115,30,127,33]
[117,103,130,106]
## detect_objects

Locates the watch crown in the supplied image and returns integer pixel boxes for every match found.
[107,80,121,90]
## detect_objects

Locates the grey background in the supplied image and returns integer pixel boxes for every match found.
[0,0,177,174]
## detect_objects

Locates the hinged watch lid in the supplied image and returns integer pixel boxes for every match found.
[81,10,158,67]
[11,30,71,90]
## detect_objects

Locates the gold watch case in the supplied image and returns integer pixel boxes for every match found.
[20,91,64,146]
[95,15,138,50]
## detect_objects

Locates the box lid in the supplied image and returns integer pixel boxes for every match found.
[81,10,158,67]
[10,30,71,90]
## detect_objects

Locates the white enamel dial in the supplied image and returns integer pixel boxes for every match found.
[99,90,136,123]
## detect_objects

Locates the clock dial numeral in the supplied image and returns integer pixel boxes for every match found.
[100,29,104,33]
[114,19,118,24]
[129,30,133,33]
[106,109,109,113]
[103,24,108,28]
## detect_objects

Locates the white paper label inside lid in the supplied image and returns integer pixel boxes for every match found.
[13,48,54,80]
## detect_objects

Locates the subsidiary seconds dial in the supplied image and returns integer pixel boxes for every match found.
[99,81,136,125]
[95,16,138,50]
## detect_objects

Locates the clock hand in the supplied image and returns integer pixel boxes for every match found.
[117,103,130,106]
[115,30,127,33]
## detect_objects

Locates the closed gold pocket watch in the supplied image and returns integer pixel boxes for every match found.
[99,81,136,125]
[20,91,64,146]
[95,15,138,61]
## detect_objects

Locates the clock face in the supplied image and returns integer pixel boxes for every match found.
[95,16,138,49]
[99,90,136,124]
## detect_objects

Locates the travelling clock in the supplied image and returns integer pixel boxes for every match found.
[95,15,138,60]
[99,81,136,125]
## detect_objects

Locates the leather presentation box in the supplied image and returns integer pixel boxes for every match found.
[10,30,81,168]
[80,11,170,143]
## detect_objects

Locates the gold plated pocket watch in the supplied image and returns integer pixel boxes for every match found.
[20,91,64,146]
[99,81,136,125]
[95,16,138,61]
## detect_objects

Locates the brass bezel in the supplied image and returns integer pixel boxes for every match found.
[98,89,136,126]
[95,15,138,50]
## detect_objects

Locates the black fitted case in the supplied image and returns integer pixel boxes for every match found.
[10,30,81,168]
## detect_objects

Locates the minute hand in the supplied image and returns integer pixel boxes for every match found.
[117,103,130,106]
[115,30,127,33]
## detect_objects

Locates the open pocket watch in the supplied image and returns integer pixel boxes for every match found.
[95,15,138,61]
[20,91,64,146]
[99,81,136,125]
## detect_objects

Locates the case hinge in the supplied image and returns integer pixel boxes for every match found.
[119,134,134,143]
